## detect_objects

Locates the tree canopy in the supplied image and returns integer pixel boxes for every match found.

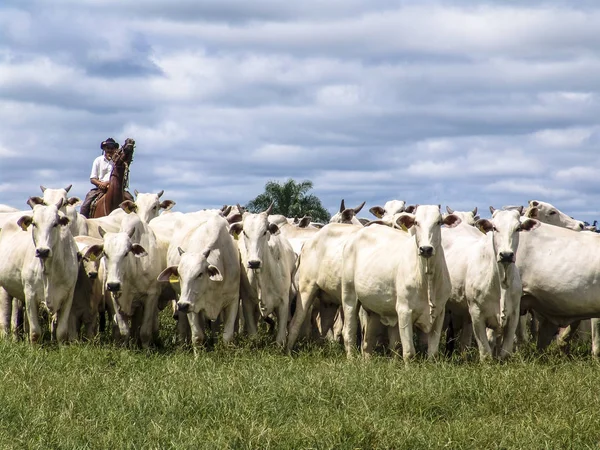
[246,179,331,222]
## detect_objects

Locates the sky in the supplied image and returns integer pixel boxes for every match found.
[1,1,600,221]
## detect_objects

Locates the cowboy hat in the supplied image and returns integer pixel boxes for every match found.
[100,137,120,150]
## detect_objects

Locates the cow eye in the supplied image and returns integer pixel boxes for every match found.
[549,211,557,215]
[198,273,203,278]
[263,231,267,236]
[516,226,522,232]
[53,223,58,228]
[32,223,37,228]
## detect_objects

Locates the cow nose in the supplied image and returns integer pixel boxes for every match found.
[177,302,190,313]
[248,260,261,269]
[88,272,98,280]
[499,251,514,263]
[419,246,433,258]
[106,282,121,292]
[36,248,50,259]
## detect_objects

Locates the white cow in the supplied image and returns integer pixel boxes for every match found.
[119,189,176,223]
[230,204,296,346]
[0,199,78,343]
[157,214,240,347]
[524,200,584,231]
[464,209,540,360]
[83,214,163,348]
[35,184,89,236]
[341,205,461,361]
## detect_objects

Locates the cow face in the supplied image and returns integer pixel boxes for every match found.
[36,185,73,213]
[235,212,279,270]
[525,200,584,231]
[396,205,461,259]
[18,200,70,260]
[476,209,540,265]
[95,230,147,295]
[329,199,366,225]
[121,190,176,223]
[158,248,222,314]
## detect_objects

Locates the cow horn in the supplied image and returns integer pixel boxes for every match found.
[339,199,346,213]
[40,185,47,193]
[489,206,496,214]
[472,207,477,216]
[264,201,274,215]
[353,201,366,214]
[98,226,106,238]
[64,184,72,193]
[55,198,64,210]
[134,189,140,197]
[157,190,164,198]
[446,206,454,214]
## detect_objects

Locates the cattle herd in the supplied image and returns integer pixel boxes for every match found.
[1,186,600,363]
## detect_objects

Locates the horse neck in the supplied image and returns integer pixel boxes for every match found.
[104,161,127,213]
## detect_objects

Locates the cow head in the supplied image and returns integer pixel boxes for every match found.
[230,203,278,270]
[157,248,222,314]
[91,226,147,297]
[369,200,406,220]
[476,208,540,265]
[444,206,478,226]
[524,200,584,231]
[395,205,461,259]
[330,199,366,225]
[18,200,70,260]
[120,190,176,223]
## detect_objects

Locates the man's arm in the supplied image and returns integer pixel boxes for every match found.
[90,178,109,190]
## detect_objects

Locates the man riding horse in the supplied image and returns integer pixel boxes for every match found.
[80,137,135,218]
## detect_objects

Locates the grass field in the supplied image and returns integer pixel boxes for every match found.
[0,312,599,449]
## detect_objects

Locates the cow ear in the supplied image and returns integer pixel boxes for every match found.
[157,266,179,283]
[130,244,148,257]
[229,222,243,239]
[298,216,312,228]
[58,215,70,227]
[341,209,355,223]
[526,207,538,219]
[160,200,175,211]
[98,226,106,238]
[268,222,280,235]
[120,200,137,214]
[529,200,539,207]
[476,219,494,234]
[17,215,33,231]
[67,197,81,206]
[443,214,461,228]
[83,244,104,261]
[227,213,243,225]
[404,205,417,214]
[207,265,223,282]
[519,219,540,232]
[369,206,385,218]
[27,196,44,209]
[395,214,415,231]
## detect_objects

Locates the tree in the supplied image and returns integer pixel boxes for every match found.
[246,178,331,222]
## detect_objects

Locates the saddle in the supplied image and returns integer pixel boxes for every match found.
[89,192,106,218]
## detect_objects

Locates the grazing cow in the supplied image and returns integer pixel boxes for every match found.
[230,204,296,346]
[157,214,240,347]
[516,223,600,357]
[84,214,163,348]
[119,189,176,224]
[341,205,461,361]
[0,200,78,343]
[464,209,540,360]
[524,200,584,231]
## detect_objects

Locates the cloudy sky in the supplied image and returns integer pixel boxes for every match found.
[1,1,600,221]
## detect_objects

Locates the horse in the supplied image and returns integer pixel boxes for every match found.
[91,138,135,219]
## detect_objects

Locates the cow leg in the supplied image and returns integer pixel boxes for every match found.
[499,310,519,360]
[332,307,344,343]
[222,300,238,344]
[0,288,11,338]
[591,318,600,359]
[275,299,289,346]
[396,308,415,362]
[112,309,131,345]
[387,323,401,356]
[139,293,158,349]
[187,312,206,348]
[427,306,446,359]
[24,290,42,344]
[515,313,529,347]
[556,320,581,353]
[341,287,360,358]
[287,282,318,351]
[458,316,473,352]
[536,317,558,352]
[55,294,73,345]
[362,311,383,358]
[12,298,24,340]
[319,302,338,341]
[469,306,492,361]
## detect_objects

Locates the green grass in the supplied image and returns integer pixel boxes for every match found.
[1,312,600,449]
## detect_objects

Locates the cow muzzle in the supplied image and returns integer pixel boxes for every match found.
[88,272,98,280]
[35,248,51,259]
[106,282,121,292]
[248,260,261,269]
[498,251,514,264]
[177,301,191,314]
[418,246,434,258]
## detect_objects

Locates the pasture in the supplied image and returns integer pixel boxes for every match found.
[1,311,599,449]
